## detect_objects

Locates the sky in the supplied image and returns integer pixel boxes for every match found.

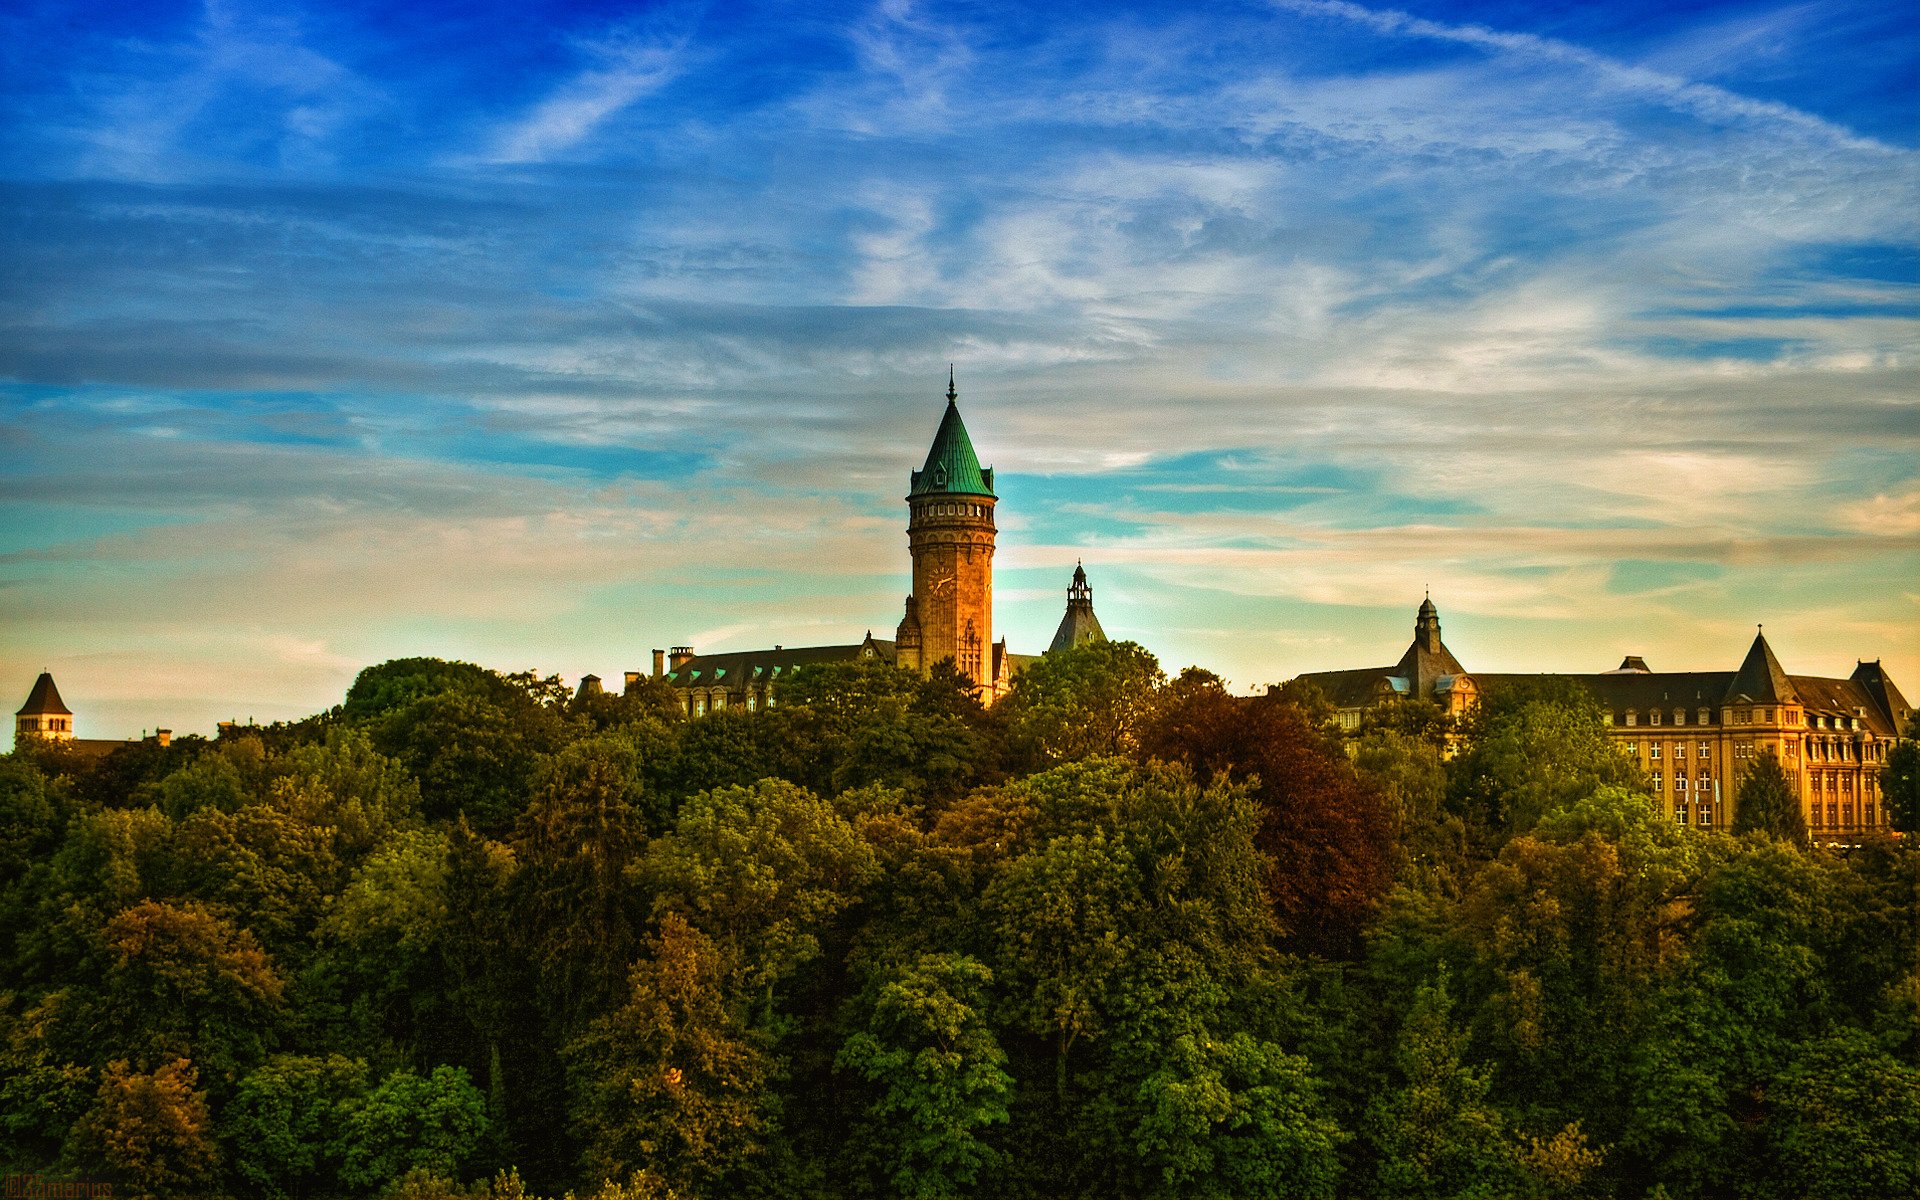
[2,0,1916,741]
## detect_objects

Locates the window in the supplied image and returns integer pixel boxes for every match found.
[746,694,757,711]
[1698,708,1711,725]
[1625,740,1638,756]
[1625,710,1637,727]
[1650,710,1662,726]
[1650,742,1662,760]
[1674,709,1686,726]
[1762,708,1773,723]
[1699,740,1711,758]
[1676,771,1688,791]
[1735,740,1754,759]
[1651,771,1663,791]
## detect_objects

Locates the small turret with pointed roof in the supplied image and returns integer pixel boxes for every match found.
[1049,561,1108,653]
[1725,626,1797,705]
[16,672,75,741]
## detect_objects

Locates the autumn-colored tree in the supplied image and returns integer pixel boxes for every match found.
[571,912,777,1193]
[93,898,285,1087]
[71,1056,220,1200]
[1141,676,1394,955]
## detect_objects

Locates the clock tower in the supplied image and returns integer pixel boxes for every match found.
[896,370,1006,697]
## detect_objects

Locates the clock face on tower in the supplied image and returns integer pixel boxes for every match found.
[928,572,955,597]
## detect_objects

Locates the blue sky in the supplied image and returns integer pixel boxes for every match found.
[3,0,1916,739]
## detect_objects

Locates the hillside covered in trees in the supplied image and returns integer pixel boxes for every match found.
[2,643,1915,1199]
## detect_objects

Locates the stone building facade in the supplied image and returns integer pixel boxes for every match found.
[1295,599,1911,837]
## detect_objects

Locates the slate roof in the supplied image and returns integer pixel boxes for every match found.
[1048,563,1107,653]
[1725,630,1797,705]
[1849,660,1914,733]
[17,672,71,716]
[665,640,897,688]
[909,376,995,498]
[1293,664,1407,710]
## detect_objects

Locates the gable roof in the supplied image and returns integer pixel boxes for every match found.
[17,672,71,717]
[909,381,994,498]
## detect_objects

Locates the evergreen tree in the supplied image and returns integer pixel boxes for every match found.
[1732,755,1807,846]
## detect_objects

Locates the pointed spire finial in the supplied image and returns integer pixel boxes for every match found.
[947,364,957,404]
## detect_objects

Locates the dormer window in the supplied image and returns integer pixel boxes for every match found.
[1674,709,1685,726]
[1650,710,1661,726]
[1625,710,1637,726]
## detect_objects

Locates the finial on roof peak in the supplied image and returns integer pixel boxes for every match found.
[947,364,957,404]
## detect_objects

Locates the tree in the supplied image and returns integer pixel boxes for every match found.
[571,912,776,1193]
[1141,677,1394,955]
[640,778,879,992]
[92,898,286,1087]
[837,953,1011,1199]
[1759,1028,1920,1200]
[1365,973,1523,1200]
[336,1065,491,1194]
[1731,755,1806,847]
[221,1053,369,1200]
[1129,1030,1343,1200]
[70,1057,220,1200]
[997,640,1163,766]
[1449,679,1642,848]
[1879,714,1919,833]
[514,736,654,1031]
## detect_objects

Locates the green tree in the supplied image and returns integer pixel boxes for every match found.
[998,640,1163,766]
[1130,1030,1343,1200]
[1877,714,1919,833]
[220,1053,369,1200]
[1759,1028,1920,1200]
[1731,755,1807,847]
[336,1065,490,1194]
[1365,973,1521,1200]
[70,1056,220,1200]
[1448,679,1642,848]
[837,953,1011,1199]
[514,735,654,1030]
[640,778,879,992]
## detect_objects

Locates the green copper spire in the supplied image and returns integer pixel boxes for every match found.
[909,370,995,497]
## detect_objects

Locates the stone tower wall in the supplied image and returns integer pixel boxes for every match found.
[907,494,996,684]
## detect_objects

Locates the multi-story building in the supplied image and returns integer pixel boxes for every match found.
[639,374,1101,716]
[1295,599,1912,835]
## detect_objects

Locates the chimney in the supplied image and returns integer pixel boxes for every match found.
[155,728,172,748]
[624,671,641,693]
[669,646,694,671]
[653,649,666,678]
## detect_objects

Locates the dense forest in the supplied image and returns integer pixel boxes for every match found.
[2,642,1916,1200]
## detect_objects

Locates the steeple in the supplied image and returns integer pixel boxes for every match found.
[1415,591,1441,653]
[1048,561,1107,653]
[1725,627,1797,705]
[910,372,994,497]
[15,671,75,741]
[1394,595,1467,699]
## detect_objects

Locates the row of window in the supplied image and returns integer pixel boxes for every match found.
[920,502,989,519]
